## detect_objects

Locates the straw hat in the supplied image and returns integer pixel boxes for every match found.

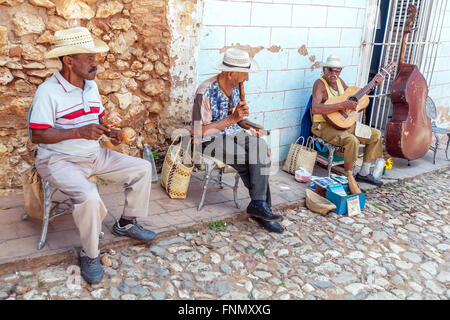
[321,55,344,69]
[214,48,259,73]
[45,27,109,59]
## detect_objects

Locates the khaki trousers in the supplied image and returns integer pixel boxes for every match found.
[35,148,152,258]
[311,121,383,163]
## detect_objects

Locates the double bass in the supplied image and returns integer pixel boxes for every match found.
[386,5,432,160]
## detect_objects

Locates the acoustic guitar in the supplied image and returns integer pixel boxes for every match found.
[323,62,396,130]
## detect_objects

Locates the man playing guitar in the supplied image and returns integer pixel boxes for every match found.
[311,55,385,194]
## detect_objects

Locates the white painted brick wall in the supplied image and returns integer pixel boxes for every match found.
[197,0,368,161]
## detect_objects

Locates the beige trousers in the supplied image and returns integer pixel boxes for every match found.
[311,122,383,163]
[35,148,152,258]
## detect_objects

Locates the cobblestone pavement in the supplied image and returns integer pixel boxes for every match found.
[1,170,449,300]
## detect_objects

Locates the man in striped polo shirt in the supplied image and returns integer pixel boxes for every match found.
[29,27,157,284]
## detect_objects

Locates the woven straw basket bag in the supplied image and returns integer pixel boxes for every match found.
[161,135,194,199]
[282,136,317,175]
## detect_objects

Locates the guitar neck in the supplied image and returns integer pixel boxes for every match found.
[353,76,380,101]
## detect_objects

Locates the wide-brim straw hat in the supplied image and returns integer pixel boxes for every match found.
[214,48,259,73]
[321,55,344,69]
[45,27,109,59]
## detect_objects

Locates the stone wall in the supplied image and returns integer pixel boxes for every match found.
[0,0,201,189]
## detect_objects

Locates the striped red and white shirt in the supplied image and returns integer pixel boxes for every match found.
[29,71,105,159]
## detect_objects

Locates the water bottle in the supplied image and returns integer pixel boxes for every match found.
[143,144,158,182]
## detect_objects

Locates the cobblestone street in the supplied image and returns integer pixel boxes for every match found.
[1,169,449,300]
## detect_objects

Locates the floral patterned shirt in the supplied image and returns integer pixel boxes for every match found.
[192,76,242,142]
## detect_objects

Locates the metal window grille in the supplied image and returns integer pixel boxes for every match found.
[365,0,447,133]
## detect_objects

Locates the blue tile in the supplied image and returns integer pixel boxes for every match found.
[327,7,358,28]
[267,69,305,91]
[304,68,322,88]
[247,112,264,127]
[288,48,323,69]
[225,27,271,48]
[203,1,251,26]
[246,92,285,113]
[308,28,341,47]
[312,0,345,5]
[197,74,215,85]
[323,47,354,67]
[246,71,268,94]
[271,28,309,49]
[340,66,358,85]
[284,88,312,108]
[432,70,450,85]
[280,125,302,146]
[352,48,361,65]
[251,3,292,27]
[434,57,450,72]
[437,42,450,56]
[200,26,226,49]
[280,0,311,4]
[357,8,366,28]
[292,5,327,27]
[340,29,363,47]
[264,108,302,130]
[197,49,222,76]
[345,0,367,8]
[255,49,289,70]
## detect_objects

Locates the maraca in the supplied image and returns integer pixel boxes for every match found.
[104,111,122,128]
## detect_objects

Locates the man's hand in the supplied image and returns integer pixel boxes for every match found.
[232,101,249,123]
[105,128,121,145]
[375,76,385,87]
[77,124,110,140]
[341,99,358,111]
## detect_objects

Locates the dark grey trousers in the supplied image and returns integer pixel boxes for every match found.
[201,131,271,205]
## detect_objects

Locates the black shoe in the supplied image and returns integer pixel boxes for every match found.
[355,173,383,186]
[79,251,103,284]
[249,217,284,233]
[246,202,283,222]
[112,218,157,242]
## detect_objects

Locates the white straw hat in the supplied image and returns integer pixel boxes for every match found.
[321,55,344,68]
[214,48,259,73]
[45,27,109,59]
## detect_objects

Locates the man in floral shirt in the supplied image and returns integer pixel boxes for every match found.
[192,48,284,233]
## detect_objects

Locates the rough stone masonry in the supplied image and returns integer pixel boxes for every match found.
[0,0,202,189]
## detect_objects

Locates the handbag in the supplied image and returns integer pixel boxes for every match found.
[282,136,317,175]
[21,165,44,220]
[160,135,194,199]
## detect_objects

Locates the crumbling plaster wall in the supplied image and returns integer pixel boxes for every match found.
[166,0,203,131]
[0,0,204,189]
